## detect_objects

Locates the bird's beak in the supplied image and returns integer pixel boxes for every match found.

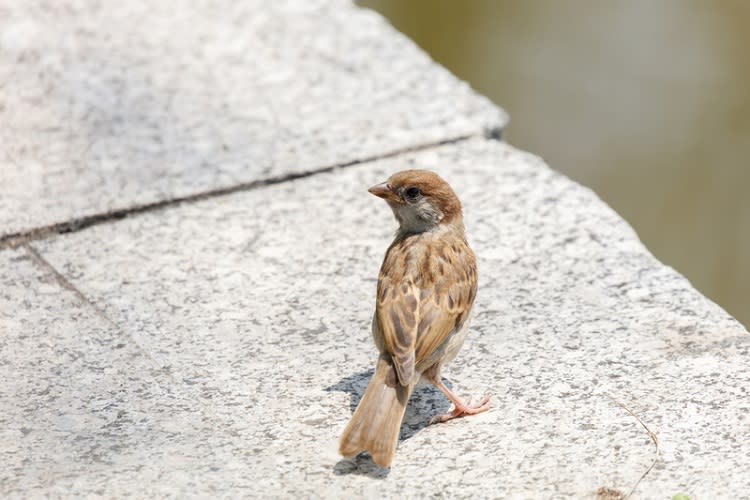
[368,182,399,202]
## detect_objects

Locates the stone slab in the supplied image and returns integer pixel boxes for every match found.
[0,246,282,497]
[23,138,750,498]
[0,0,504,238]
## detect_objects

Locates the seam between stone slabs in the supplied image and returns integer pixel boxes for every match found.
[1,132,500,250]
[23,243,171,378]
[21,242,253,442]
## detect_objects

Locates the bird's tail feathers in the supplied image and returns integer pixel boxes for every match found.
[338,355,413,467]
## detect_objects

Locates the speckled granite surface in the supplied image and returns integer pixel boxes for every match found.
[0,247,267,497]
[0,138,743,498]
[0,0,503,238]
[2,1,748,497]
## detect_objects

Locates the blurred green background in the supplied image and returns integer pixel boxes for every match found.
[359,0,749,328]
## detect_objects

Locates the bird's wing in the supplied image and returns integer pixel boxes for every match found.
[376,236,477,386]
[375,274,419,386]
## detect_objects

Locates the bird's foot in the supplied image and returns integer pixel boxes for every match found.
[430,394,491,424]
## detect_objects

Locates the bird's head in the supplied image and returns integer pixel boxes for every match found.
[368,169,463,234]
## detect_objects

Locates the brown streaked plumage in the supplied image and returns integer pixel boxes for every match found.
[339,169,489,468]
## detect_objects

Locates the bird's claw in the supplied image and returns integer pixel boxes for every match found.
[430,394,491,424]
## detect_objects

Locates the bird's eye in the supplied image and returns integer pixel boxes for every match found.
[405,187,421,199]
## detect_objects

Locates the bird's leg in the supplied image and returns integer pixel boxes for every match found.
[424,367,490,424]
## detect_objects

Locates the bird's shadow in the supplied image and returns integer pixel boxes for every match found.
[325,369,453,477]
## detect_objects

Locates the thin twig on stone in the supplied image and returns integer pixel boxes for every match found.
[604,393,660,499]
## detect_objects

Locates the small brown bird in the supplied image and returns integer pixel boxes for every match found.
[339,169,489,467]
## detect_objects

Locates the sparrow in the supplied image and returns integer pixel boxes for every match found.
[339,169,489,468]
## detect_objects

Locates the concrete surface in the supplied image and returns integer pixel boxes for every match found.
[1,2,748,499]
[0,0,503,238]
